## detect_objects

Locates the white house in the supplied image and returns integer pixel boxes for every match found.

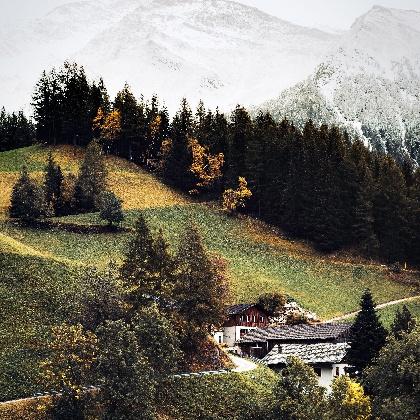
[261,342,349,389]
[237,323,352,388]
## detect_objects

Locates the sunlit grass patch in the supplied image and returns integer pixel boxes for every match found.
[0,145,190,217]
[4,204,417,319]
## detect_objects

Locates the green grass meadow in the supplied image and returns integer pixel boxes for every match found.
[0,144,419,404]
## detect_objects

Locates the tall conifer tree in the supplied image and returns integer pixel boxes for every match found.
[163,99,194,190]
[74,140,107,212]
[44,153,64,215]
[120,216,177,312]
[347,289,387,375]
[391,305,416,339]
[175,225,230,343]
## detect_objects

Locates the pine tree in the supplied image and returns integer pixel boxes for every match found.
[113,83,142,160]
[143,97,170,167]
[120,216,177,312]
[209,108,228,155]
[226,105,253,187]
[132,304,181,379]
[347,289,387,375]
[32,68,63,145]
[59,62,93,146]
[407,168,420,265]
[0,109,35,151]
[74,140,107,212]
[10,166,47,222]
[373,156,410,263]
[175,225,230,342]
[163,99,194,190]
[44,153,64,216]
[88,77,111,128]
[391,305,416,339]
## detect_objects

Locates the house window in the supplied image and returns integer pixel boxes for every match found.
[240,329,249,337]
[260,316,264,322]
[246,315,250,322]
[253,315,256,322]
[218,336,222,344]
[313,367,321,377]
[239,315,244,322]
[335,367,340,376]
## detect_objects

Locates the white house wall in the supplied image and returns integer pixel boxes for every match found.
[222,326,257,347]
[319,363,349,389]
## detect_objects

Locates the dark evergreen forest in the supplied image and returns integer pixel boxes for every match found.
[2,63,420,265]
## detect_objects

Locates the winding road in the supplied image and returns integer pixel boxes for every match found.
[327,295,420,323]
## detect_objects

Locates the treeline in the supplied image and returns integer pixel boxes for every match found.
[22,62,420,265]
[0,108,34,151]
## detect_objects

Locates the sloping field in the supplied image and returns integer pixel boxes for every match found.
[0,145,189,217]
[0,144,419,404]
[2,204,418,319]
[0,144,419,320]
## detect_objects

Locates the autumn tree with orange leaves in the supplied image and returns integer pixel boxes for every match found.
[189,137,224,195]
[222,177,252,213]
[93,107,122,154]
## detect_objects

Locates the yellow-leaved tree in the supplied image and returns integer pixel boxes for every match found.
[222,177,252,213]
[327,375,371,420]
[189,137,224,195]
[93,108,122,153]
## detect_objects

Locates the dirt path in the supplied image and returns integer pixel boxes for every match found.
[228,354,258,373]
[327,295,420,322]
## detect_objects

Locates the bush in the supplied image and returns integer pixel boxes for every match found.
[98,191,124,226]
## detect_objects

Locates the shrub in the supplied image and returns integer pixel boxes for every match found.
[98,191,124,226]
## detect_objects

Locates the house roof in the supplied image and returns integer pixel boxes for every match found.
[262,342,349,366]
[237,323,351,344]
[226,303,259,316]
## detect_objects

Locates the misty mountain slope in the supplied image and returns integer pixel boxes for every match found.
[259,6,420,162]
[0,0,336,112]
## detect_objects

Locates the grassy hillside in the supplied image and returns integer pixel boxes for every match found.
[1,145,419,319]
[0,144,419,404]
[376,298,420,329]
[0,145,188,217]
[0,252,81,400]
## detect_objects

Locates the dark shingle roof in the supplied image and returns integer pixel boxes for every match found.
[262,342,349,365]
[226,303,257,316]
[237,323,351,344]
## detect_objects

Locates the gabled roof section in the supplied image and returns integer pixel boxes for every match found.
[226,303,258,316]
[237,323,352,344]
[262,342,349,365]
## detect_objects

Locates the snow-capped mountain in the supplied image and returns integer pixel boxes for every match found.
[0,0,336,113]
[1,1,419,161]
[258,6,420,162]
